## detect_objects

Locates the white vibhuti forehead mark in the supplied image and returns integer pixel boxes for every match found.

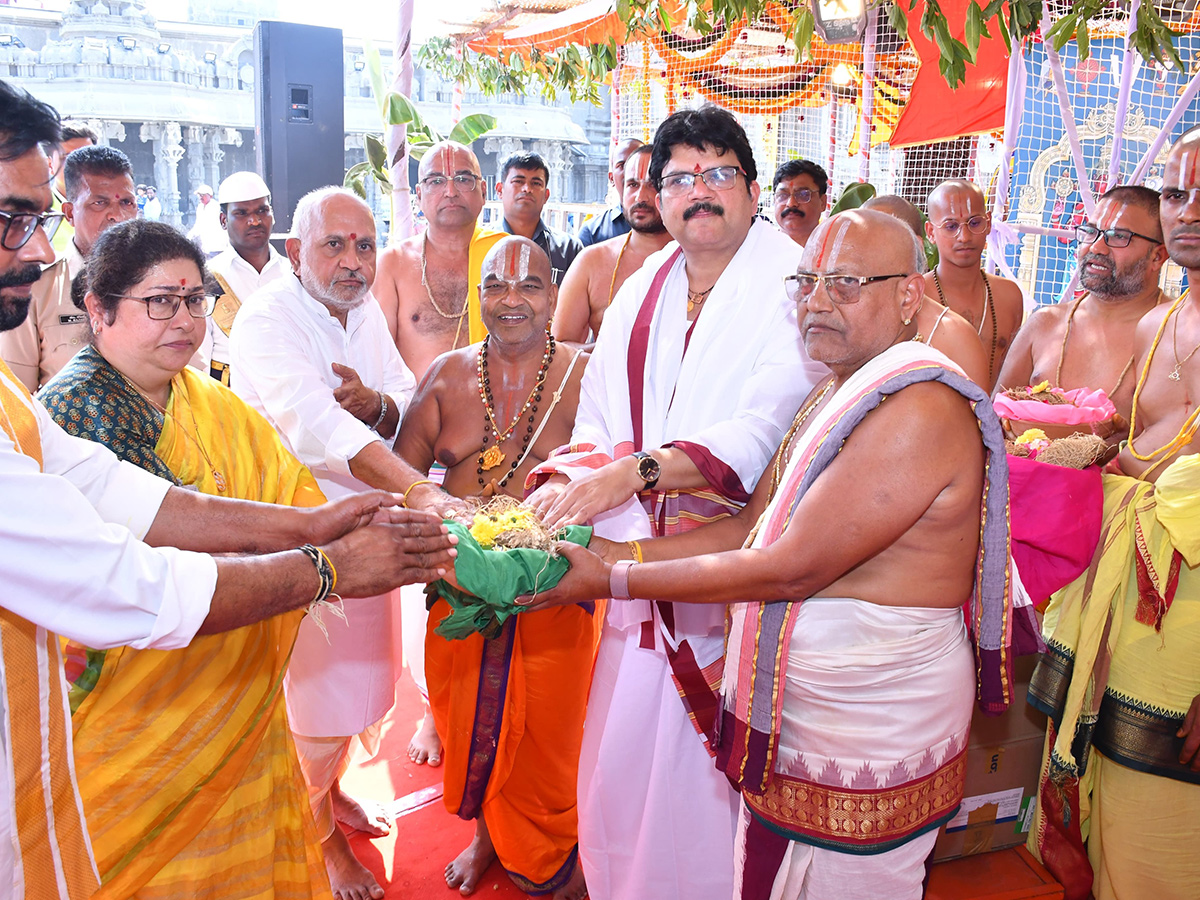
[517,243,531,281]
[1098,201,1129,230]
[823,218,850,270]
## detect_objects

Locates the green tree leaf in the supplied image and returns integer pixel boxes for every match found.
[448,113,498,145]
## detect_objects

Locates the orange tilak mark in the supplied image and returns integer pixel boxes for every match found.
[506,246,518,278]
[814,223,839,268]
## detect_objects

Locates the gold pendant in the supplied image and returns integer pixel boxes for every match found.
[213,469,227,492]
[481,446,506,470]
[1170,367,1182,381]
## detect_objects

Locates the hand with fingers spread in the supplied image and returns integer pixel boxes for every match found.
[1177,693,1200,771]
[324,508,458,596]
[533,460,643,532]
[515,541,610,612]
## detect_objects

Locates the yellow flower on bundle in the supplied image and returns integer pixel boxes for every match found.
[469,507,540,549]
[1030,381,1052,394]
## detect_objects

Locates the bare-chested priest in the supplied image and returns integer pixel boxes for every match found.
[1025,132,1200,900]
[553,144,671,343]
[520,209,1033,900]
[997,185,1169,429]
[374,140,504,769]
[924,179,1024,388]
[397,236,591,900]
[374,141,504,378]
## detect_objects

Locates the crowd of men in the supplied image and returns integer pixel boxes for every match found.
[1,72,1197,900]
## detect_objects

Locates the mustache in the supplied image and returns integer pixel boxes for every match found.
[780,208,805,219]
[628,202,656,216]
[1079,251,1113,271]
[683,201,724,221]
[0,263,43,291]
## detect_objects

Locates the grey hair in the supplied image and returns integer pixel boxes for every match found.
[290,186,372,241]
[908,231,928,275]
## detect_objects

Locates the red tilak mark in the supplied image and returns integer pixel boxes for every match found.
[506,247,518,278]
[814,224,838,268]
[349,233,357,243]
[179,279,186,286]
[693,163,703,173]
[442,146,453,181]
[1190,153,1198,186]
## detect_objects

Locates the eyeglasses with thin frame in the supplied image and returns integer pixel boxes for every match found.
[784,272,909,305]
[658,166,745,197]
[420,173,481,193]
[1075,223,1162,249]
[776,188,819,205]
[0,209,64,251]
[934,215,989,236]
[116,292,215,320]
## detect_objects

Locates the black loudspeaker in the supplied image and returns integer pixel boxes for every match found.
[254,21,345,235]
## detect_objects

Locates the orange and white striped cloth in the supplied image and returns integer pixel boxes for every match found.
[0,356,100,900]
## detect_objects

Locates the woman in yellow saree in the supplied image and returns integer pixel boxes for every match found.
[39,220,332,899]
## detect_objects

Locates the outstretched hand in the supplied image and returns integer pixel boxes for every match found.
[516,541,611,611]
[302,490,398,545]
[325,508,458,596]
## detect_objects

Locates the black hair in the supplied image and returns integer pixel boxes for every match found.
[1100,185,1162,235]
[499,152,550,184]
[648,105,757,193]
[0,79,61,162]
[773,159,828,194]
[60,122,98,145]
[63,145,134,202]
[82,220,209,321]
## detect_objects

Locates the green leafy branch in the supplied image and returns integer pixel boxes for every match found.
[417,0,1183,102]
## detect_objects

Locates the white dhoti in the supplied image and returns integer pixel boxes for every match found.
[399,583,429,699]
[578,622,739,900]
[734,598,975,900]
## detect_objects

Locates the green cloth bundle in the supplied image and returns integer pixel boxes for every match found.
[426,521,593,640]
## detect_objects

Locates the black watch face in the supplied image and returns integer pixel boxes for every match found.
[638,456,660,481]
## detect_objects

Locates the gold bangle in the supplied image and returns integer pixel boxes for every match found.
[626,539,644,564]
[402,479,435,508]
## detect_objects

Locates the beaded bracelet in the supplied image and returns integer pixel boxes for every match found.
[298,544,338,604]
[373,392,389,431]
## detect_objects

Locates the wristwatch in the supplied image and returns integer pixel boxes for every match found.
[631,450,661,491]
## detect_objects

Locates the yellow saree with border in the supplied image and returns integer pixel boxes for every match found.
[40,350,332,899]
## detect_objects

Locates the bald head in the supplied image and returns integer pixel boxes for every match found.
[804,209,925,275]
[610,138,645,188]
[863,195,925,239]
[479,236,556,343]
[925,179,990,267]
[418,141,481,181]
[926,179,986,219]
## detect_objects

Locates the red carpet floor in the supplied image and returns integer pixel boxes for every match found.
[339,666,527,899]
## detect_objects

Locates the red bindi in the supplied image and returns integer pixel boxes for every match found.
[349,232,357,242]
[693,163,703,174]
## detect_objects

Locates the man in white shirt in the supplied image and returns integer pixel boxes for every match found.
[198,171,290,384]
[187,183,228,256]
[142,184,162,221]
[231,185,457,900]
[0,81,456,900]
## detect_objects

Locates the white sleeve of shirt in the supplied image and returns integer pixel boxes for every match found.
[1,401,216,650]
[230,305,384,476]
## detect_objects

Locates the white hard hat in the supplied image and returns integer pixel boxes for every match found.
[217,171,270,205]
[194,183,213,196]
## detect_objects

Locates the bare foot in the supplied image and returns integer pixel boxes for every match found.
[444,818,495,897]
[551,858,588,900]
[331,780,391,837]
[323,824,385,900]
[407,710,442,767]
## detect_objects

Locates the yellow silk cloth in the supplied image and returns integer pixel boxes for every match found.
[68,366,333,899]
[0,358,100,899]
[426,599,595,892]
[466,228,507,345]
[1029,454,1200,897]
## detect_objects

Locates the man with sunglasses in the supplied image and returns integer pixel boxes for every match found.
[374,140,505,381]
[1,144,137,391]
[924,178,1025,388]
[997,186,1169,427]
[772,158,828,248]
[0,80,456,899]
[526,105,826,900]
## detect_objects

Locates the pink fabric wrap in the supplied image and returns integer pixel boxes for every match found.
[1008,455,1104,605]
[993,387,1116,426]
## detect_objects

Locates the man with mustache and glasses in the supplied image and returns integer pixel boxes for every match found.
[997,186,1169,428]
[526,105,827,900]
[772,158,828,248]
[924,178,1025,388]
[553,144,671,343]
[230,186,459,900]
[1026,133,1200,900]
[194,171,290,386]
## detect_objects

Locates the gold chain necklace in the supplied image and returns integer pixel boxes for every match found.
[421,232,468,351]
[117,370,227,492]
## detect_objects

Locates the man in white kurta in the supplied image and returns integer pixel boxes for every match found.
[230,186,454,898]
[195,171,291,382]
[528,106,827,900]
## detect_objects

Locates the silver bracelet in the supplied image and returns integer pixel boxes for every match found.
[372,391,388,431]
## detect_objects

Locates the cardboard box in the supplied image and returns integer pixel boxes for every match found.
[933,655,1049,862]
